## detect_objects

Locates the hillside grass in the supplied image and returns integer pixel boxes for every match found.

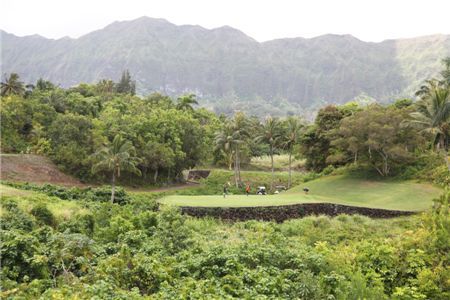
[160,175,442,211]
[0,184,87,219]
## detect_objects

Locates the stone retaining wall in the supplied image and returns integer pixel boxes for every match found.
[180,203,416,222]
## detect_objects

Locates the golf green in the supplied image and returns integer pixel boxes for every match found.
[160,175,442,211]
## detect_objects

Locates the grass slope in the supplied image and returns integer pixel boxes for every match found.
[0,184,86,218]
[160,175,442,211]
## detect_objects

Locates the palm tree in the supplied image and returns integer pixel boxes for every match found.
[281,117,303,189]
[410,83,450,171]
[1,73,25,97]
[231,113,250,186]
[214,121,247,187]
[255,117,282,191]
[92,135,141,203]
[36,78,55,91]
[176,94,198,111]
[214,122,237,171]
[96,79,115,95]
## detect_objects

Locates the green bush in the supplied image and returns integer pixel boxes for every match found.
[2,189,449,299]
[30,204,56,227]
[1,181,131,204]
[1,199,35,231]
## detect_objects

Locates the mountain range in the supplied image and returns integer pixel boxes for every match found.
[2,17,449,116]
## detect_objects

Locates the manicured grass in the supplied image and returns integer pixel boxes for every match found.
[160,175,442,211]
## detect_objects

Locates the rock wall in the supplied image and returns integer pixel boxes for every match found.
[180,203,416,222]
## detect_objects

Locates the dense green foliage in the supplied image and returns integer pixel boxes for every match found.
[1,181,130,205]
[2,66,449,191]
[297,59,450,182]
[0,78,219,184]
[1,188,449,299]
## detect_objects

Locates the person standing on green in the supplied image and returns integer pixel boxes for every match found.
[223,183,228,198]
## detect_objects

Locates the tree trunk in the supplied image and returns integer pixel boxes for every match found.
[288,151,292,189]
[234,146,239,188]
[110,171,116,204]
[237,145,241,183]
[383,157,389,176]
[153,168,159,184]
[444,151,450,172]
[438,136,450,171]
[270,145,274,191]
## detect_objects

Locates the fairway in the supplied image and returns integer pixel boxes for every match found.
[160,175,442,211]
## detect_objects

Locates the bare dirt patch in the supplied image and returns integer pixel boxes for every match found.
[1,154,83,187]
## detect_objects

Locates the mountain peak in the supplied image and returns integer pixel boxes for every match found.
[129,16,171,25]
[2,19,449,117]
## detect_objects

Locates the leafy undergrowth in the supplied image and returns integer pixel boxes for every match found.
[1,188,449,299]
[245,154,305,171]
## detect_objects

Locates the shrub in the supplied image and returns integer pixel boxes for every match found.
[156,206,192,254]
[1,181,131,204]
[1,198,35,231]
[58,214,95,237]
[31,204,56,227]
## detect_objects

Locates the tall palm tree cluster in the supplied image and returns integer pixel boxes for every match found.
[410,58,450,171]
[214,114,303,190]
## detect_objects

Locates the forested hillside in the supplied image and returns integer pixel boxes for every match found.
[2,17,449,116]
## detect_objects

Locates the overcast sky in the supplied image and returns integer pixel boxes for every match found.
[1,0,449,42]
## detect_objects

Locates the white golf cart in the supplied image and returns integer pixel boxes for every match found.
[256,186,266,195]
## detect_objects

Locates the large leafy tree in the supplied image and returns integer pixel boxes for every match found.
[48,113,94,177]
[1,73,25,97]
[333,105,422,176]
[299,106,344,172]
[141,141,175,183]
[281,117,303,188]
[255,116,282,190]
[410,84,450,171]
[92,135,141,203]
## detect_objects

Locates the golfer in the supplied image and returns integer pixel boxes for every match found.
[245,183,251,196]
[223,183,229,198]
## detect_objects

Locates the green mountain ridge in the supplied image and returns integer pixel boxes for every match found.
[1,16,449,116]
